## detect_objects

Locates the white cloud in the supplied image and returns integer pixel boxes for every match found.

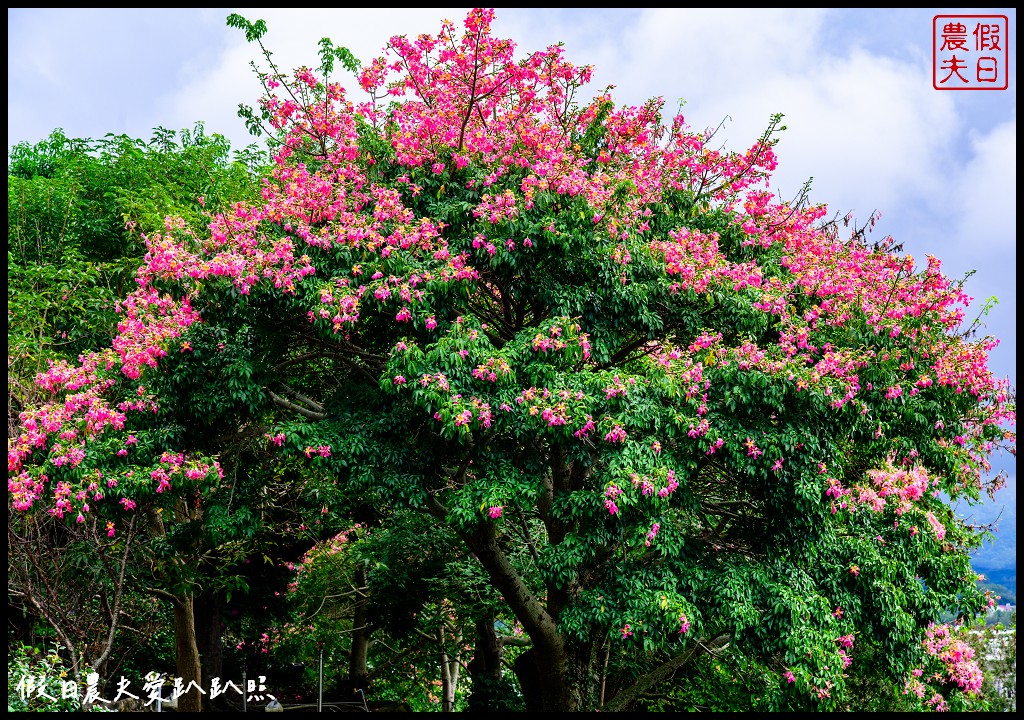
[496,10,965,216]
[954,120,1017,252]
[160,8,470,148]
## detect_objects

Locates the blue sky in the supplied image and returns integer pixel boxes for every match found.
[7,8,1016,569]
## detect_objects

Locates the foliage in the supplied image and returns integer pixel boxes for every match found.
[8,7,1015,712]
[262,512,522,710]
[7,643,80,712]
[7,124,274,710]
[7,125,266,427]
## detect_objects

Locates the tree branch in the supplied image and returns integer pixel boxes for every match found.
[269,390,326,419]
[603,633,730,711]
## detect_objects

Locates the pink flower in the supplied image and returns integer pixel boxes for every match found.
[488,506,503,519]
[620,624,633,638]
[925,511,946,540]
[678,613,690,634]
[106,521,116,538]
[783,670,796,684]
[850,565,860,576]
[425,316,437,330]
[744,437,763,458]
[604,425,627,443]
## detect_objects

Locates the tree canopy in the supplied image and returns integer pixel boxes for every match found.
[8,8,1015,712]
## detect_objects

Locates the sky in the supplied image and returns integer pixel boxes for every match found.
[7,8,1016,572]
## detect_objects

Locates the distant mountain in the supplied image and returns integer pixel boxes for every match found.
[975,566,1017,598]
[960,474,1016,593]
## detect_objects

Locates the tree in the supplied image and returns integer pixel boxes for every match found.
[9,8,1014,711]
[8,124,263,432]
[267,510,530,711]
[7,505,140,688]
[7,125,268,711]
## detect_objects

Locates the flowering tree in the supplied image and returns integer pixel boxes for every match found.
[7,126,271,711]
[8,9,1014,711]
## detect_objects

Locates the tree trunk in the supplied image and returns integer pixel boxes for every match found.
[194,589,224,699]
[513,648,543,712]
[346,565,371,699]
[471,617,502,681]
[439,618,461,712]
[468,616,504,709]
[454,518,586,711]
[173,592,203,713]
[537,639,598,711]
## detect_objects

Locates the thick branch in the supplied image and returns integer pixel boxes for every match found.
[603,633,730,711]
[269,391,326,420]
[144,586,186,610]
[458,520,561,657]
[278,384,325,412]
[497,635,532,648]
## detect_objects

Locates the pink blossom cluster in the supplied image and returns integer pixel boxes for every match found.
[573,416,596,439]
[644,522,661,546]
[432,394,493,431]
[604,425,628,444]
[828,463,955,539]
[743,437,763,459]
[471,357,512,382]
[604,376,629,400]
[473,189,519,224]
[114,282,201,380]
[604,484,622,515]
[10,352,125,479]
[859,463,934,513]
[651,227,727,294]
[905,623,983,701]
[514,386,588,431]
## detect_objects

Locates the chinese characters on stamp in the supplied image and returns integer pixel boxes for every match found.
[933,15,1009,90]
